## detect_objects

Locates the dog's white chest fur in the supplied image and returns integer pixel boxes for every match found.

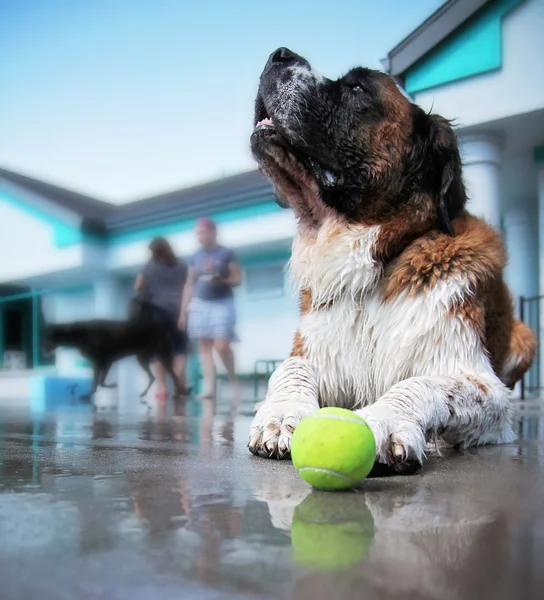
[291,220,488,408]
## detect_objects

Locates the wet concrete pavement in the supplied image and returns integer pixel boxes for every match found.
[0,398,543,600]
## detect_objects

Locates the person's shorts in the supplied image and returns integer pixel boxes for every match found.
[187,297,238,342]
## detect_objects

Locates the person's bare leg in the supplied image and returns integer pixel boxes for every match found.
[214,338,240,411]
[174,355,187,391]
[153,361,168,397]
[214,338,236,381]
[198,339,216,398]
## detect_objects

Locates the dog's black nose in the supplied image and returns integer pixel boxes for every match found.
[266,47,310,71]
[271,47,297,64]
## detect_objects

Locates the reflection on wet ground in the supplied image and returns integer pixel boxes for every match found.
[0,398,543,600]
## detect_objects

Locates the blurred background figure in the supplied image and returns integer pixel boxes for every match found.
[135,236,189,401]
[180,218,242,400]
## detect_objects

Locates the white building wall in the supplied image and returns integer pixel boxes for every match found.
[0,197,82,283]
[413,0,544,127]
[51,288,95,322]
[232,262,298,374]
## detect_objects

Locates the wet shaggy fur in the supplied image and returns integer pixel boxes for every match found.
[248,48,536,471]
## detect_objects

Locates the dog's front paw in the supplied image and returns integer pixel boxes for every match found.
[249,356,319,459]
[249,400,316,459]
[356,406,426,474]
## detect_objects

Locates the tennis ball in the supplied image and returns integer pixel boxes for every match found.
[291,407,376,491]
[291,493,375,571]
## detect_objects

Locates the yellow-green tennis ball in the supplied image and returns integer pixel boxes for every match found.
[291,493,375,571]
[291,407,376,491]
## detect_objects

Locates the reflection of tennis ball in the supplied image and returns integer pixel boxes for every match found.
[291,408,376,491]
[291,493,375,571]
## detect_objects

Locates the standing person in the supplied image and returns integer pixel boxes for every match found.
[134,237,189,400]
[179,218,242,399]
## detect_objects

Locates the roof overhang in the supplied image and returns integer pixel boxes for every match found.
[381,0,492,76]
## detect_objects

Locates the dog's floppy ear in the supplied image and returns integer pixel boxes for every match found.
[411,109,467,235]
[431,115,466,235]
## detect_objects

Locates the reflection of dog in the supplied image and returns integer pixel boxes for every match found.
[249,48,536,470]
[254,475,511,600]
[43,318,184,403]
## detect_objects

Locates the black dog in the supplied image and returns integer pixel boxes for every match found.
[43,315,184,404]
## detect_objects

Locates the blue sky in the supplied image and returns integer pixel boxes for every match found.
[0,0,444,203]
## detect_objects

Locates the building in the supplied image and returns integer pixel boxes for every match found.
[1,0,543,406]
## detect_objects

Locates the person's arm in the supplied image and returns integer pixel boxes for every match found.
[178,266,195,329]
[211,252,243,288]
[134,273,145,292]
[224,260,242,287]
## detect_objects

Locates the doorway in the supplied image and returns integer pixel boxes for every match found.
[0,299,32,368]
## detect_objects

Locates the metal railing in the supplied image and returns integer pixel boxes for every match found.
[0,285,91,370]
[520,294,542,400]
[0,288,46,369]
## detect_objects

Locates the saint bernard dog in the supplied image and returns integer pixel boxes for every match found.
[248,47,536,473]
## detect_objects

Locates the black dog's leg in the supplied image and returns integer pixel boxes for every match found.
[99,364,117,388]
[80,364,101,402]
[137,354,155,398]
[158,345,183,399]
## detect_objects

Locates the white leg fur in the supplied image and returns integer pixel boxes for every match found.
[357,373,516,465]
[249,356,319,458]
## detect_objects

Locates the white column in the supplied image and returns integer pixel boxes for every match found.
[503,203,538,313]
[459,133,504,229]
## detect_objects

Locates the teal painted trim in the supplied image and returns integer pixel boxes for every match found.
[32,291,39,368]
[30,376,46,412]
[56,229,106,248]
[55,284,94,297]
[240,249,291,266]
[534,146,544,164]
[189,348,202,396]
[0,289,51,304]
[0,189,84,248]
[32,417,40,484]
[109,197,281,245]
[54,223,84,246]
[0,305,3,367]
[0,284,93,304]
[405,0,523,94]
[0,289,49,303]
[75,359,92,368]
